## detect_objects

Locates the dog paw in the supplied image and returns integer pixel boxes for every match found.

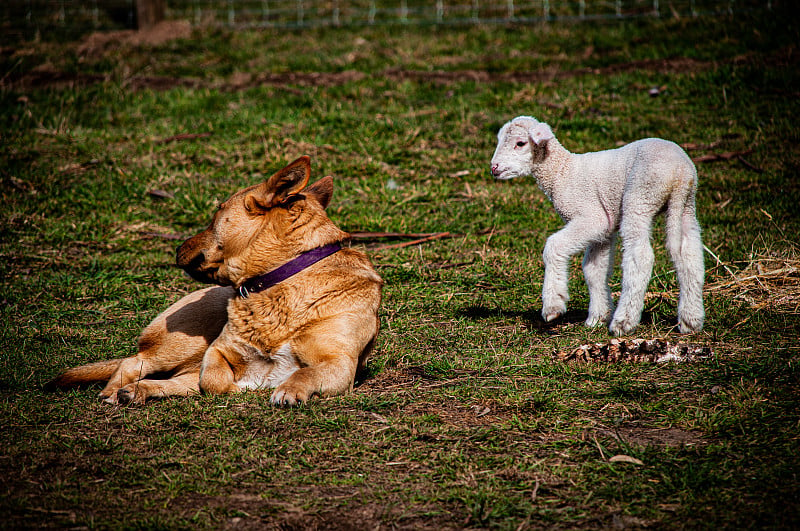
[116,387,135,405]
[270,385,311,407]
[100,387,124,404]
[101,393,119,405]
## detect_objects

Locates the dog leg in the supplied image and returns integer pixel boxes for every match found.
[98,286,231,402]
[271,315,375,406]
[111,369,202,405]
[100,357,151,401]
[198,332,245,395]
[582,234,616,327]
[542,219,607,322]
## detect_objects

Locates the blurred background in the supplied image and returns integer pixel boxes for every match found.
[2,0,776,43]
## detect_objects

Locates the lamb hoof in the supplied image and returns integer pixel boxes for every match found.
[678,316,704,334]
[585,314,609,327]
[543,311,562,323]
[609,319,637,337]
[542,303,566,323]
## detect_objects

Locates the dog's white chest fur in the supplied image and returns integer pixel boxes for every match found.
[236,342,299,391]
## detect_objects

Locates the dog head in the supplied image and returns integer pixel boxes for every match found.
[176,156,345,286]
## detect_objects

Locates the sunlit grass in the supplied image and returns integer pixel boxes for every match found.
[1,7,799,529]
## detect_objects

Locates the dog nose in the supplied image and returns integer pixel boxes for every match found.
[176,244,204,270]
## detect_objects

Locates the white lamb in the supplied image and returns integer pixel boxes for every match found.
[490,115,704,336]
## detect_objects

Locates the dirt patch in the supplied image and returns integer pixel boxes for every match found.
[593,422,705,448]
[357,368,514,427]
[77,20,192,57]
[384,57,713,85]
[221,70,367,92]
[6,46,798,93]
[0,57,716,93]
[166,492,458,530]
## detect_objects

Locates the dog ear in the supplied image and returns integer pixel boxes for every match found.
[304,176,334,209]
[247,156,312,211]
[528,122,554,146]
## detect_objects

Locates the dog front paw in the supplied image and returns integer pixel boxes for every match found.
[101,392,119,405]
[271,384,312,407]
[116,386,146,405]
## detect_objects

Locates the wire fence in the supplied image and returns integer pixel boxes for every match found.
[173,0,773,27]
[2,0,776,42]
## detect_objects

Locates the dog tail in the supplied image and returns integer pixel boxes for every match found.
[45,359,123,391]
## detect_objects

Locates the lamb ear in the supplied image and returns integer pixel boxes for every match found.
[246,156,311,211]
[304,175,334,209]
[528,123,554,145]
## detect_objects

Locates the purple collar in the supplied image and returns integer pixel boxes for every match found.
[237,242,342,298]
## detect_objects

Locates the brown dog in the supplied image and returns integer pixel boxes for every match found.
[47,156,383,406]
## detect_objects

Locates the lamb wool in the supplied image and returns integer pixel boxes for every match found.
[491,115,704,336]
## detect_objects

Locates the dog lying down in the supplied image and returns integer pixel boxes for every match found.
[47,156,383,406]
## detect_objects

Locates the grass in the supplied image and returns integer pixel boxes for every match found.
[2,7,800,529]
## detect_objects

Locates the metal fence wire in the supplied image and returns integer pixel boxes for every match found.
[2,1,776,42]
[173,0,773,27]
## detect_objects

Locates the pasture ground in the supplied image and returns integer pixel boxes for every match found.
[2,8,799,529]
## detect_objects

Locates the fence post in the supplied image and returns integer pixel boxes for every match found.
[136,0,164,29]
[135,0,164,29]
[262,0,270,24]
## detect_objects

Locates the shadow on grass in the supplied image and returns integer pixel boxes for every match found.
[458,304,665,334]
[459,304,585,332]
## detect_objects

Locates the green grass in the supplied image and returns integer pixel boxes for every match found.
[2,8,800,529]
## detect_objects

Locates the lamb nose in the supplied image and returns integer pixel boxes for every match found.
[490,164,499,176]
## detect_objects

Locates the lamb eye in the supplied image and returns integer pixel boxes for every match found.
[516,141,527,147]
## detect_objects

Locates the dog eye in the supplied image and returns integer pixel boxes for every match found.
[516,141,527,147]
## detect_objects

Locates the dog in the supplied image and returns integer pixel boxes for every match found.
[47,156,383,406]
